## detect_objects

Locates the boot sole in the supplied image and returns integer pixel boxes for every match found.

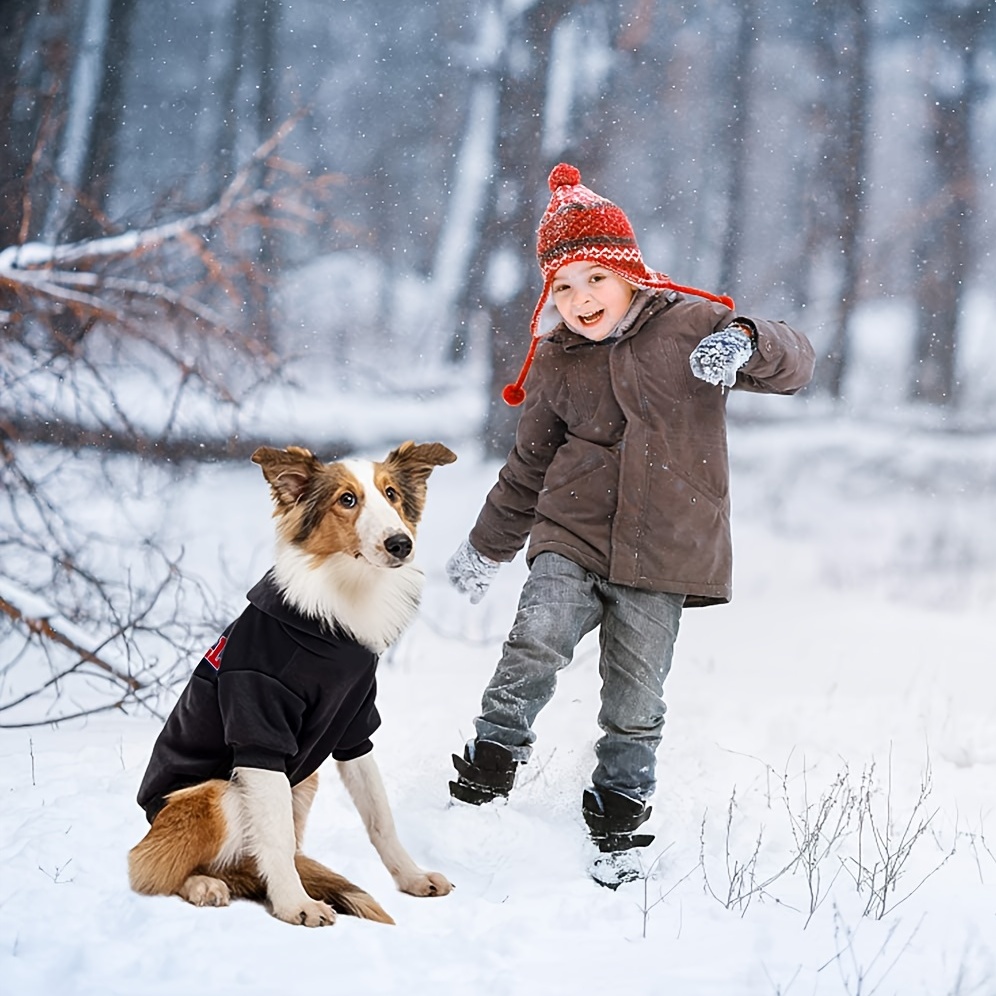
[593,832,655,853]
[448,779,507,806]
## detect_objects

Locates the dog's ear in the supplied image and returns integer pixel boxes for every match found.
[381,442,456,527]
[251,446,321,506]
[383,441,457,483]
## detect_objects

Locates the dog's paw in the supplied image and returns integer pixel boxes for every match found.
[271,897,337,927]
[178,875,231,907]
[398,870,453,897]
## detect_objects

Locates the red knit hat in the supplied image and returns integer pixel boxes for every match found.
[502,163,735,406]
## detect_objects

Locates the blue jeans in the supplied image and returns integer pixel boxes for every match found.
[474,552,683,801]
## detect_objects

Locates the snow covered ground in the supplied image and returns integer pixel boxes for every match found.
[2,395,995,995]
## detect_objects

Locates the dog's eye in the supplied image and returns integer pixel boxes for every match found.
[384,486,399,503]
[339,492,357,508]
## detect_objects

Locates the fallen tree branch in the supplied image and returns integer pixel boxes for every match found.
[0,592,142,691]
[0,115,342,726]
[0,412,354,463]
[0,114,314,377]
[0,117,299,274]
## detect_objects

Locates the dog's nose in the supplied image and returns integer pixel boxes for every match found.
[383,533,413,560]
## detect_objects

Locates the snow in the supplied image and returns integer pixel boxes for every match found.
[2,387,995,994]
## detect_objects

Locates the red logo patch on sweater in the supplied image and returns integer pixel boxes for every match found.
[205,634,228,671]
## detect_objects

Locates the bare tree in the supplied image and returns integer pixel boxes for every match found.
[73,0,139,241]
[0,0,73,247]
[771,0,873,399]
[716,0,759,300]
[41,0,131,242]
[0,122,336,727]
[453,0,568,454]
[909,2,993,406]
[809,0,871,399]
[208,0,282,345]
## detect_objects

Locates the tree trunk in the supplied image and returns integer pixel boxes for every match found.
[717,0,757,299]
[42,0,112,241]
[910,89,973,405]
[0,1,40,246]
[217,1,246,191]
[467,0,570,454]
[191,0,238,205]
[64,0,138,241]
[909,12,985,406]
[244,0,281,348]
[436,77,500,363]
[823,0,870,400]
[0,0,75,245]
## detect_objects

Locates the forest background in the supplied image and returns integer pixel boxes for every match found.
[1,0,994,720]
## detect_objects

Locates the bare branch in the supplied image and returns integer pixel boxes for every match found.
[0,115,336,728]
[0,592,143,691]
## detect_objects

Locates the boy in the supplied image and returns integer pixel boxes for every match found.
[447,163,815,886]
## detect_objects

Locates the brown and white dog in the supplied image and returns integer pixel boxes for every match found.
[128,441,456,926]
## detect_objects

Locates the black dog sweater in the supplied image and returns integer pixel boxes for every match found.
[137,571,380,822]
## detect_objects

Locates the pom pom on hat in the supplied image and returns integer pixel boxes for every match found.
[548,163,582,188]
[501,163,735,406]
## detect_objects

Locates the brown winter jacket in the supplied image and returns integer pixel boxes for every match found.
[469,293,815,606]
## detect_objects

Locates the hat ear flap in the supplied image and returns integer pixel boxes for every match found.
[502,334,540,407]
[502,281,549,406]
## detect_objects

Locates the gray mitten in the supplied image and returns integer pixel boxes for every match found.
[446,539,500,604]
[689,325,755,387]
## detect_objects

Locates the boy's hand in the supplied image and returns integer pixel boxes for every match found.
[689,324,755,387]
[446,539,500,604]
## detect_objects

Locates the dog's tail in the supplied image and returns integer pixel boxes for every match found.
[293,853,394,925]
[207,854,394,924]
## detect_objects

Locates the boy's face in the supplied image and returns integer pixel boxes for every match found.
[551,261,637,341]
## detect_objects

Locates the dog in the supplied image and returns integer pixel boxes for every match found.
[128,441,457,926]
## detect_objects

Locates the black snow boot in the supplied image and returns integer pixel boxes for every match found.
[583,788,655,889]
[449,740,519,805]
